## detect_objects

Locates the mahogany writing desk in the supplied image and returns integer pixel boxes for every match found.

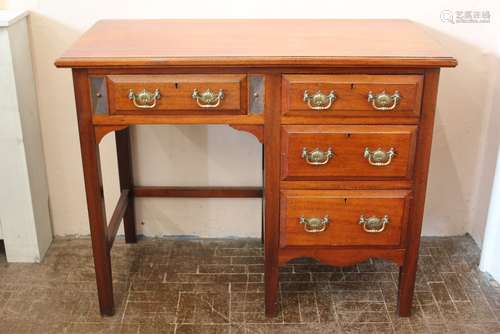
[55,19,457,317]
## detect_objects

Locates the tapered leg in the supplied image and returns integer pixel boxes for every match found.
[398,69,441,317]
[398,255,419,316]
[264,74,281,317]
[73,69,114,316]
[261,148,265,244]
[115,127,137,243]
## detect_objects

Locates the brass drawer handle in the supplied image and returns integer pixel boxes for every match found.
[359,215,389,233]
[192,89,224,108]
[363,147,396,166]
[302,147,334,165]
[303,90,336,110]
[367,90,401,111]
[299,215,329,233]
[128,89,161,109]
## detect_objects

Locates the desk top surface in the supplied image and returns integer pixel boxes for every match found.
[55,19,457,68]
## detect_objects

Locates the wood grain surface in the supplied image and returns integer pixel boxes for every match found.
[107,74,246,115]
[280,189,411,247]
[283,74,423,117]
[55,20,457,68]
[281,125,417,180]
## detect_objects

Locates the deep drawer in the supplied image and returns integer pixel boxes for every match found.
[106,74,247,115]
[283,74,423,117]
[281,125,417,180]
[280,189,411,247]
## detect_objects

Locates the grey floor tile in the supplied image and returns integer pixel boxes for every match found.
[0,236,498,333]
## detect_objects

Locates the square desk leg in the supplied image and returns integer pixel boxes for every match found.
[115,127,137,244]
[73,69,115,315]
[398,69,440,316]
[264,74,281,317]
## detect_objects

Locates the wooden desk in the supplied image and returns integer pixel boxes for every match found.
[55,19,457,317]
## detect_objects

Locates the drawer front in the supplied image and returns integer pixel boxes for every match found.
[281,125,417,180]
[107,74,247,115]
[280,190,411,247]
[283,75,423,117]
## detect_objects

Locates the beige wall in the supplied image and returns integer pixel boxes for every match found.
[2,0,499,244]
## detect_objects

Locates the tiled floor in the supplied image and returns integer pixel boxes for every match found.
[0,235,499,333]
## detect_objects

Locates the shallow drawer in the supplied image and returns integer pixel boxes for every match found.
[107,74,247,115]
[280,190,411,247]
[283,74,423,117]
[281,125,417,180]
